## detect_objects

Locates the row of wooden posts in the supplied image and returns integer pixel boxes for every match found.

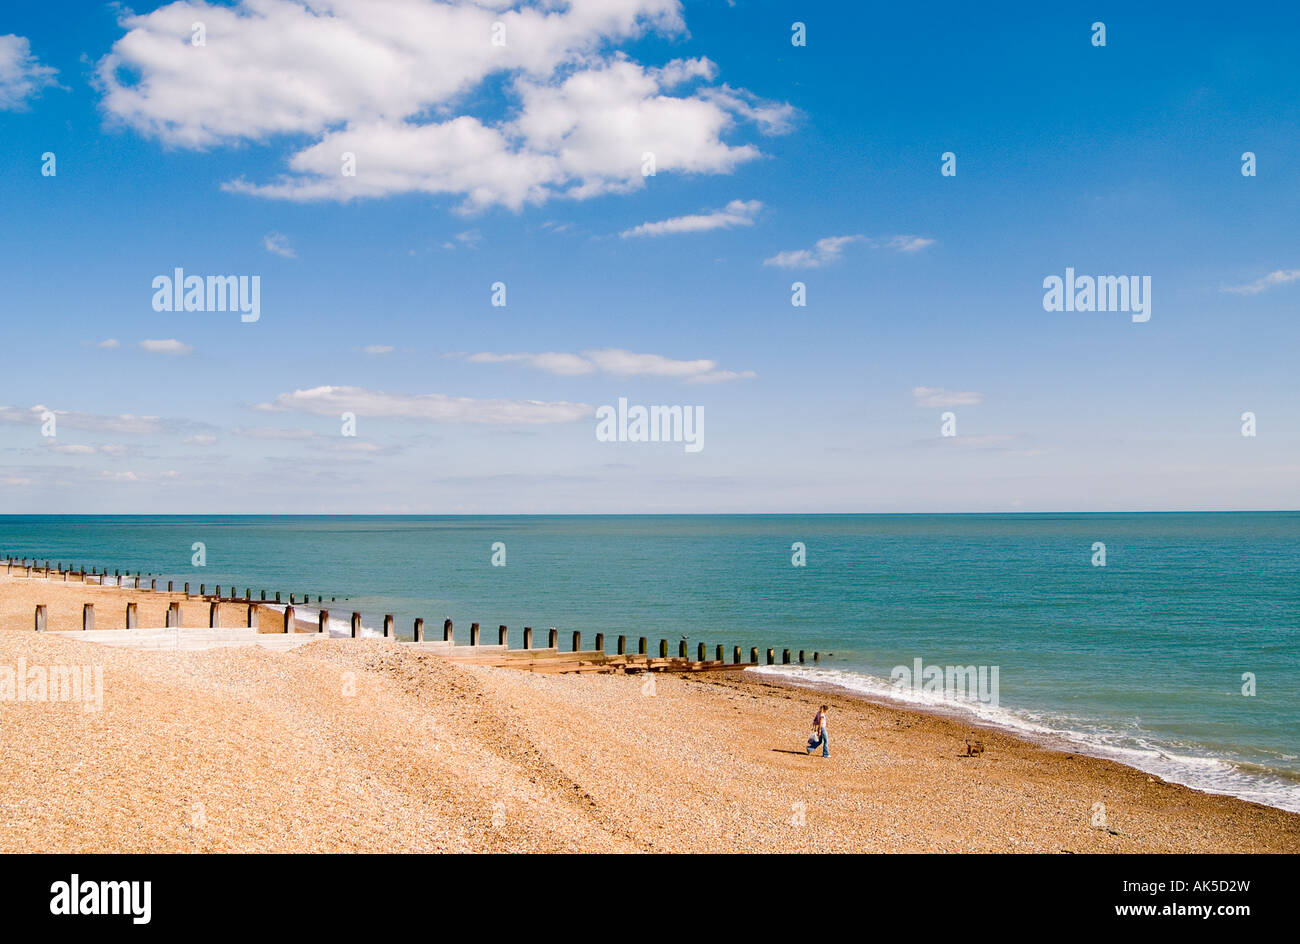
[11,557,822,666]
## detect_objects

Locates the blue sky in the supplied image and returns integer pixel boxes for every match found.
[0,0,1297,513]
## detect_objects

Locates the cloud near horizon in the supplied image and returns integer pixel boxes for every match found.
[1220,269,1300,296]
[620,199,761,237]
[467,347,756,383]
[764,234,935,268]
[254,385,592,424]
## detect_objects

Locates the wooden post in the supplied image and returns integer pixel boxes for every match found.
[470,622,481,645]
[498,624,508,646]
[247,605,258,630]
[679,639,687,658]
[413,618,424,642]
[659,639,668,657]
[82,603,94,632]
[351,612,361,638]
[167,581,173,592]
[245,588,251,601]
[697,642,705,661]
[767,648,775,665]
[150,579,156,591]
[572,630,581,652]
[200,584,205,596]
[443,619,454,643]
[813,652,820,663]
[595,632,604,652]
[733,646,741,664]
[639,636,647,655]
[34,604,47,633]
[318,609,329,634]
[261,590,266,601]
[798,650,805,664]
[126,602,137,629]
[617,635,626,655]
[168,602,181,628]
[523,626,533,649]
[716,644,724,662]
[548,628,558,649]
[275,592,280,603]
[782,649,791,664]
[184,582,190,596]
[383,614,394,638]
[280,606,293,634]
[209,602,220,628]
[290,594,295,604]
[216,585,222,599]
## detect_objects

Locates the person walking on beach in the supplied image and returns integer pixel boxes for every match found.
[806,705,829,757]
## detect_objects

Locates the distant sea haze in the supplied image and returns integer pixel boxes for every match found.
[2,512,1296,811]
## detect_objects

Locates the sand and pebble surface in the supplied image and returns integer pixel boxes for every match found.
[2,573,1297,853]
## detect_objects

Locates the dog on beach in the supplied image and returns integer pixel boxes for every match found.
[963,738,985,757]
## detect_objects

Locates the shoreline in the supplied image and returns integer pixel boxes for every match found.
[3,571,1299,851]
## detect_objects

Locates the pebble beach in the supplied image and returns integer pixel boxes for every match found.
[2,572,1297,853]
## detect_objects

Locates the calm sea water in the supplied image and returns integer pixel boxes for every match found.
[2,513,1297,811]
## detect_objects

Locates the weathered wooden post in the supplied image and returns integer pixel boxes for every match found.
[150,579,156,591]
[659,639,668,657]
[697,642,706,661]
[216,586,222,599]
[782,649,791,665]
[548,627,558,649]
[767,648,775,665]
[413,618,424,642]
[260,590,266,601]
[167,581,173,592]
[813,652,820,663]
[798,650,805,664]
[207,602,219,628]
[126,602,137,629]
[199,583,206,596]
[572,630,581,651]
[34,604,47,632]
[82,603,94,632]
[750,647,759,663]
[469,622,480,645]
[523,626,533,649]
[498,624,508,646]
[245,588,251,601]
[247,605,258,630]
[290,594,296,604]
[733,646,741,664]
[716,644,724,662]
[280,606,293,634]
[617,635,626,655]
[678,639,687,658]
[275,592,280,603]
[351,612,362,639]
[317,609,329,634]
[595,632,604,652]
[167,602,181,627]
[639,637,647,655]
[184,582,190,596]
[443,618,454,643]
[382,614,393,638]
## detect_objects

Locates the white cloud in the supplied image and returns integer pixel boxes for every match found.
[912,386,984,408]
[467,347,755,383]
[1220,269,1300,295]
[763,235,862,269]
[0,405,164,435]
[97,338,120,349]
[97,2,791,211]
[363,345,395,355]
[140,338,194,355]
[185,434,218,445]
[621,199,761,237]
[235,426,319,440]
[263,231,297,257]
[763,234,935,268]
[254,385,591,424]
[0,35,58,110]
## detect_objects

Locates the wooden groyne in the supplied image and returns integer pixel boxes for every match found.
[5,556,821,675]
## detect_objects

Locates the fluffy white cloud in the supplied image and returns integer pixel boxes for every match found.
[1220,269,1300,295]
[97,2,790,211]
[255,385,591,424]
[621,199,761,237]
[467,347,755,383]
[764,234,934,268]
[912,386,983,408]
[140,338,194,355]
[0,35,58,110]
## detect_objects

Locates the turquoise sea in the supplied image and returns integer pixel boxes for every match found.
[2,513,1297,811]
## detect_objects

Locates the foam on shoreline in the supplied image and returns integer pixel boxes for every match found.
[753,664,1300,814]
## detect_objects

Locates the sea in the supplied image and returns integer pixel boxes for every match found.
[1,512,1296,812]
